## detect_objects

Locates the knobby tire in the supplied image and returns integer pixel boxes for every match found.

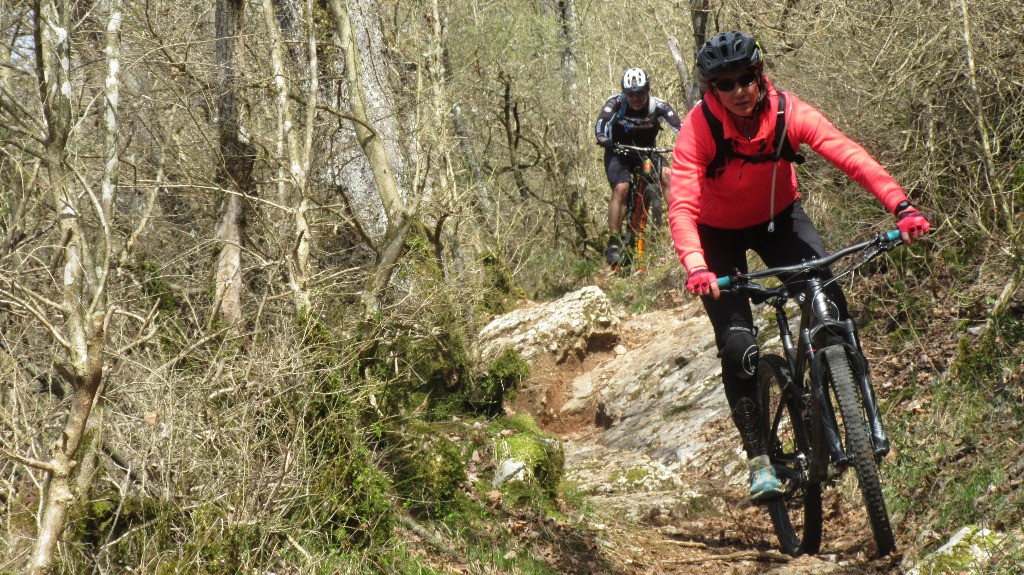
[822,345,896,556]
[758,354,823,556]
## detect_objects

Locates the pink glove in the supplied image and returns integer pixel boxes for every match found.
[686,268,719,298]
[897,208,931,244]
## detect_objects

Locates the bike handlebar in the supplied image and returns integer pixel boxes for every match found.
[613,144,674,155]
[716,229,902,290]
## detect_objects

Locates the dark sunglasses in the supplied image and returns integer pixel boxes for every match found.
[711,70,758,92]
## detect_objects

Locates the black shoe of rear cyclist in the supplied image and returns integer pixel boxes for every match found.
[606,235,622,267]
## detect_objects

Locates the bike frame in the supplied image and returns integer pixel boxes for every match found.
[613,145,672,273]
[719,230,902,473]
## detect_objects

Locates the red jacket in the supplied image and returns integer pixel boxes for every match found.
[668,80,908,273]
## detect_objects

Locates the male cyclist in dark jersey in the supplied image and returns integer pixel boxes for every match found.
[595,67,681,266]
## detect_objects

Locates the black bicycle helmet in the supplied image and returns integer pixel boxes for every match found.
[621,67,650,94]
[697,30,764,78]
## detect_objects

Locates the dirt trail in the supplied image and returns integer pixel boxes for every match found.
[514,292,903,575]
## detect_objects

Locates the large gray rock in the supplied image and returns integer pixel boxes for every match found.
[565,307,750,485]
[477,286,619,364]
[479,286,754,485]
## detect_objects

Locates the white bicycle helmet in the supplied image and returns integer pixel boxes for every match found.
[621,67,650,94]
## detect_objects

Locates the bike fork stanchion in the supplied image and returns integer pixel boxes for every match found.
[840,321,890,459]
[634,194,646,273]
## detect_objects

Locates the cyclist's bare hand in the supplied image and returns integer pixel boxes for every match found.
[897,206,931,245]
[686,268,720,300]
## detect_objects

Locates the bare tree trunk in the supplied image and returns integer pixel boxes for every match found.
[555,0,591,253]
[557,0,580,109]
[668,37,700,110]
[328,0,410,320]
[499,74,531,199]
[691,0,710,61]
[670,0,710,110]
[263,0,316,317]
[327,0,409,244]
[212,0,254,331]
[435,3,495,236]
[26,1,121,572]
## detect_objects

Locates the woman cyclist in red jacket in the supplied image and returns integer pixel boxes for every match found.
[667,30,930,500]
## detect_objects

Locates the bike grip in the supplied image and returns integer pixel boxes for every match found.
[716,276,731,289]
[885,229,901,242]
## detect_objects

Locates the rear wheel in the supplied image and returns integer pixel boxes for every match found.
[758,354,823,556]
[822,345,896,556]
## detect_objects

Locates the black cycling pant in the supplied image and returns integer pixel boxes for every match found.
[603,148,667,186]
[696,201,850,456]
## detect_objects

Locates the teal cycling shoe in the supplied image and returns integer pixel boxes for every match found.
[748,455,785,501]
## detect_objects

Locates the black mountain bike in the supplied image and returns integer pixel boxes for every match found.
[612,144,672,275]
[716,229,907,557]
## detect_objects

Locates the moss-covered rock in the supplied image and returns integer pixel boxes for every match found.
[302,428,396,545]
[476,251,522,316]
[293,378,395,546]
[385,419,469,519]
[491,414,564,498]
[907,526,1010,575]
[463,349,530,415]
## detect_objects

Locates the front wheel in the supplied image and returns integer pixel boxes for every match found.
[758,354,823,556]
[623,178,662,273]
[822,345,896,556]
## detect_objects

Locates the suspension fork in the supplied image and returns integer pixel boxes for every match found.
[631,177,648,269]
[801,278,850,467]
[772,300,797,371]
[842,324,890,458]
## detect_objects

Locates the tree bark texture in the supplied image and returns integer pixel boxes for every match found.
[556,0,591,252]
[557,0,580,109]
[668,37,699,111]
[328,0,409,243]
[213,0,255,330]
[328,0,411,320]
[263,0,316,316]
[691,0,710,61]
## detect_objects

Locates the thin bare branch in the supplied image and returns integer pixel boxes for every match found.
[0,447,60,475]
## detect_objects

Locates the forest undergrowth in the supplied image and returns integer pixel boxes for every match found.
[3,0,1024,573]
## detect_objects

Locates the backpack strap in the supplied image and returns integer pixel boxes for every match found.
[701,99,730,179]
[701,91,805,180]
[771,92,805,166]
[615,94,627,119]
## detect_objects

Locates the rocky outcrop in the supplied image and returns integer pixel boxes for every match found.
[477,286,619,364]
[478,286,748,485]
[558,304,749,485]
[592,316,742,479]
